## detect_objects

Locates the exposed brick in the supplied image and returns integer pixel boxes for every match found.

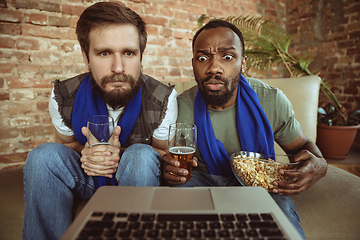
[144,5,159,15]
[48,16,71,27]
[159,7,174,18]
[349,30,360,39]
[36,101,49,112]
[0,49,29,63]
[154,67,168,77]
[162,1,181,9]
[146,25,159,36]
[10,89,35,101]
[170,19,195,30]
[347,47,360,56]
[0,9,22,23]
[22,25,68,39]
[0,92,10,100]
[62,4,86,16]
[207,9,225,18]
[41,65,62,74]
[16,38,40,50]
[40,40,62,51]
[174,11,189,21]
[0,23,21,35]
[169,67,181,76]
[344,86,359,95]
[63,42,75,52]
[6,77,52,89]
[0,127,19,139]
[70,16,79,28]
[23,13,47,25]
[0,36,16,48]
[160,27,173,38]
[17,64,41,76]
[143,16,168,27]
[69,29,77,40]
[0,63,16,74]
[147,36,168,46]
[30,51,71,65]
[174,29,191,39]
[20,125,53,138]
[14,0,61,13]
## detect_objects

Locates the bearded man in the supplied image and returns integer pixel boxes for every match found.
[22,2,177,239]
[162,20,327,239]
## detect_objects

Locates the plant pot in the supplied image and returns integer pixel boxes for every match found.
[316,124,360,159]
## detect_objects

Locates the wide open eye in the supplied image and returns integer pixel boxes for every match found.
[223,54,234,61]
[198,55,208,62]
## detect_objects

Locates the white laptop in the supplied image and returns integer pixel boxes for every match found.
[61,186,303,240]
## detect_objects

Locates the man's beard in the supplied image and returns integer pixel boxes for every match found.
[196,72,240,107]
[91,72,143,110]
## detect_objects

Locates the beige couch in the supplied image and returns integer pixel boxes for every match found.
[1,76,360,240]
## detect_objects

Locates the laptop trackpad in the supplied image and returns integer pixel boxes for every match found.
[150,188,215,210]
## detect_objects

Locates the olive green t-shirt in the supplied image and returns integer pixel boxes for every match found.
[177,77,301,174]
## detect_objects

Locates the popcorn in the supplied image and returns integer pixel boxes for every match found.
[232,156,293,191]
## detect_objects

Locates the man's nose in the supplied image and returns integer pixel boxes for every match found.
[111,53,124,73]
[206,58,223,75]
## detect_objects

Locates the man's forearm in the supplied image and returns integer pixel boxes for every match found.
[298,140,324,158]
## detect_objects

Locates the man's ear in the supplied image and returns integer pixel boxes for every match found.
[81,49,90,70]
[241,56,248,70]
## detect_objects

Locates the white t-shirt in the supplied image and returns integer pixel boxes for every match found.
[49,88,178,141]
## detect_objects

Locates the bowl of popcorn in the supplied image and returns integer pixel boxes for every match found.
[230,151,300,191]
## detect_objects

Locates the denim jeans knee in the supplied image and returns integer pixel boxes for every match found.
[116,143,161,186]
[23,143,96,240]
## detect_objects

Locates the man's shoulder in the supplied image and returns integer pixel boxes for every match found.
[177,85,198,112]
[246,77,280,97]
[54,73,89,97]
[247,77,274,90]
[178,85,198,101]
[142,74,174,93]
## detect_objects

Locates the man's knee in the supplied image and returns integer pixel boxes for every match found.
[25,143,77,174]
[122,143,160,166]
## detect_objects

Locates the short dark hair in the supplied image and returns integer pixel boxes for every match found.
[192,19,245,55]
[76,2,147,60]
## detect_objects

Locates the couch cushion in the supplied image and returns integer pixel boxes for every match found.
[291,165,360,240]
[0,166,24,240]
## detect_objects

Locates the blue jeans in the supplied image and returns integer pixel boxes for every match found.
[171,170,306,239]
[22,143,161,240]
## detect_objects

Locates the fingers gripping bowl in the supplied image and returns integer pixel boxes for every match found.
[230,151,300,191]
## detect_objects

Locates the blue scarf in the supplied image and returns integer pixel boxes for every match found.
[72,74,142,188]
[194,74,275,176]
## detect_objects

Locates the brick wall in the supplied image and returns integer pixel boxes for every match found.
[0,0,286,155]
[1,0,359,155]
[286,0,360,150]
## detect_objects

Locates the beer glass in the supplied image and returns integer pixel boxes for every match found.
[168,123,197,180]
[87,115,114,147]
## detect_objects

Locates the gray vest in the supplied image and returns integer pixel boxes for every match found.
[53,73,174,147]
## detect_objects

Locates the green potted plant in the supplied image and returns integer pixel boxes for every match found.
[198,15,360,159]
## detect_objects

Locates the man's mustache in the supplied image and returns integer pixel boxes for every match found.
[203,75,226,84]
[101,73,135,88]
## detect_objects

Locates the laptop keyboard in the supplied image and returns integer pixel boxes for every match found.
[76,212,287,240]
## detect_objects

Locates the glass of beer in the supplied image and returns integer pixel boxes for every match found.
[87,115,114,147]
[168,123,197,181]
